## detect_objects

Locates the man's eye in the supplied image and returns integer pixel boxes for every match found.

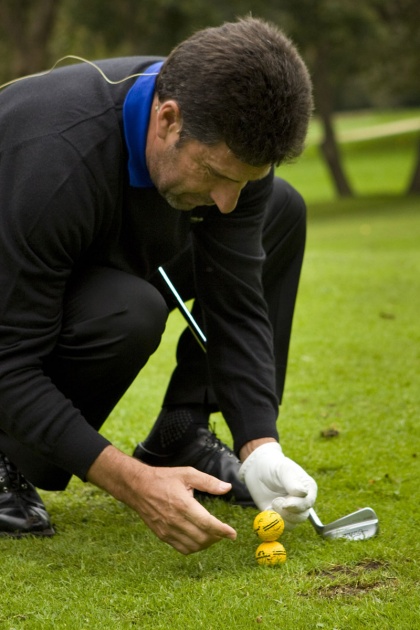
[204,166,214,177]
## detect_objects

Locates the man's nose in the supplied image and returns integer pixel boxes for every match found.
[210,182,245,214]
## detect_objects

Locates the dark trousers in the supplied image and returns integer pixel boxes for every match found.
[0,177,305,489]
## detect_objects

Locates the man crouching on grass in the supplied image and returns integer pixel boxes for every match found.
[0,16,316,553]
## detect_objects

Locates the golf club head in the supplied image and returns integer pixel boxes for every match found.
[309,507,379,541]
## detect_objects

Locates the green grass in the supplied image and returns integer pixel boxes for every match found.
[1,113,420,629]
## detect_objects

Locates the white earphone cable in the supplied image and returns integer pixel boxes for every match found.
[0,55,159,91]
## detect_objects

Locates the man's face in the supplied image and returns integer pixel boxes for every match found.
[146,100,271,213]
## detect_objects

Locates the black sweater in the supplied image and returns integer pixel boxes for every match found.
[0,57,278,480]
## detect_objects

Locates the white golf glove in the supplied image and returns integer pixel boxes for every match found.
[239,442,317,530]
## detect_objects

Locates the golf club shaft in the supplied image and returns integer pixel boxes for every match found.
[158,266,207,353]
[308,508,322,530]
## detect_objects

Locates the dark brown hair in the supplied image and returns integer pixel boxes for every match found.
[156,17,313,166]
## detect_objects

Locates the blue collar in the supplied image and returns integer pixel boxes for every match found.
[123,61,164,188]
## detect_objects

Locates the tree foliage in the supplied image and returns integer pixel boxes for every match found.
[369,0,420,192]
[0,0,59,79]
[0,0,418,194]
[267,0,384,197]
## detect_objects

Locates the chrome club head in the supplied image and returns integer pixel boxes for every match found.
[308,507,379,541]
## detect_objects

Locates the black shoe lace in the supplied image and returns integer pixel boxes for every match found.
[0,454,28,492]
[205,426,235,458]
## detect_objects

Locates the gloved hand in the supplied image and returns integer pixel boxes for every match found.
[239,442,317,530]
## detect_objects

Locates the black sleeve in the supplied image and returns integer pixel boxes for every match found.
[0,135,118,478]
[192,170,279,453]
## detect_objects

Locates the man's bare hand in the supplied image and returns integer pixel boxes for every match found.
[86,445,237,555]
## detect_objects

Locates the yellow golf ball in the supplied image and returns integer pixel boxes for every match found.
[253,509,285,541]
[255,541,287,566]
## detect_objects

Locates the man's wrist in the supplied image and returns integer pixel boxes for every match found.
[239,437,277,462]
[86,444,145,503]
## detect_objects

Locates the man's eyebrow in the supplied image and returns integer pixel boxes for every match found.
[207,164,271,183]
[207,165,241,183]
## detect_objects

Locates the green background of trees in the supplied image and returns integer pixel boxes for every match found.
[1,0,419,194]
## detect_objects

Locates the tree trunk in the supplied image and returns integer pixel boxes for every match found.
[312,46,353,198]
[407,138,420,194]
[0,0,59,79]
[318,112,354,197]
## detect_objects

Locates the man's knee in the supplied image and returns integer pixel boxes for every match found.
[60,267,169,364]
[124,277,169,357]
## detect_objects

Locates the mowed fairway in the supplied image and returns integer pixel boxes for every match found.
[0,114,419,629]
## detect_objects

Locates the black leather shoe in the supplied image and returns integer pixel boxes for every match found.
[0,453,55,537]
[133,427,255,507]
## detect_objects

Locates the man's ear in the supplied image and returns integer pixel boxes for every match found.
[156,100,182,139]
